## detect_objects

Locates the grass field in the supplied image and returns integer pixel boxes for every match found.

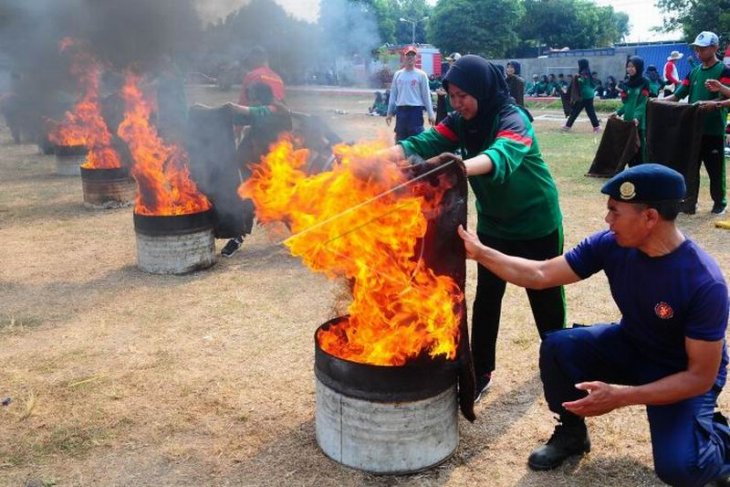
[1,85,729,487]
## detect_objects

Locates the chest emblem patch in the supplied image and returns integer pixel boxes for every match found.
[655,302,674,320]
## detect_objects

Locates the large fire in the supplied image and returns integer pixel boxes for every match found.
[240,138,462,366]
[118,73,210,216]
[48,38,122,169]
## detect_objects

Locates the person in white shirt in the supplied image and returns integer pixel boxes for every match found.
[386,45,435,141]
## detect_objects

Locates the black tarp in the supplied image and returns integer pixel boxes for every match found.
[645,100,705,207]
[586,117,639,177]
[406,153,475,421]
[187,105,341,239]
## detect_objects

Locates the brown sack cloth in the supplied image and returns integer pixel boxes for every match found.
[645,100,704,206]
[586,117,639,177]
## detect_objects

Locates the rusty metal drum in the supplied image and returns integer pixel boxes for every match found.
[81,167,135,209]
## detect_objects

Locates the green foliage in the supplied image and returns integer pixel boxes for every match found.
[656,0,730,41]
[428,0,524,57]
[519,0,630,51]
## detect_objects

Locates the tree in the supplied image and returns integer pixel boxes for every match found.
[428,0,524,57]
[656,0,730,41]
[393,0,432,45]
[519,0,630,51]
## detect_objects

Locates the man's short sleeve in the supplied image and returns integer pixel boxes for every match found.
[564,230,613,279]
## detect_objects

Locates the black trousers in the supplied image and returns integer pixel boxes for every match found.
[566,98,600,128]
[684,135,727,209]
[471,227,566,377]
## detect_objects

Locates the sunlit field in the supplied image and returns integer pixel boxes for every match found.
[1,86,728,486]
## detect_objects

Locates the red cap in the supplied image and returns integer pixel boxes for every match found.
[403,45,417,55]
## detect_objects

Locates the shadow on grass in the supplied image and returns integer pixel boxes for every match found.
[514,455,660,487]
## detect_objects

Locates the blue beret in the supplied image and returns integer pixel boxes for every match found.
[601,164,686,203]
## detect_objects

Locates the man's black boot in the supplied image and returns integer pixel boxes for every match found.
[528,420,590,470]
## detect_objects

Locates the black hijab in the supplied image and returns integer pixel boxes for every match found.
[578,58,590,77]
[625,56,646,88]
[442,55,512,155]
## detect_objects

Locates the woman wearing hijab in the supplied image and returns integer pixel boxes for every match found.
[611,56,652,165]
[505,61,524,106]
[562,58,601,132]
[645,65,665,97]
[382,55,565,402]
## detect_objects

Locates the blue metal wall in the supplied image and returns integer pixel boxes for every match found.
[634,43,695,79]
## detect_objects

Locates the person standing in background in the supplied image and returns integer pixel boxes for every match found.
[386,45,435,142]
[663,50,683,98]
[665,31,729,216]
[506,61,525,106]
[611,56,652,165]
[562,59,601,133]
[645,65,665,97]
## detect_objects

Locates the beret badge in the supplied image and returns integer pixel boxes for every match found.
[619,181,636,200]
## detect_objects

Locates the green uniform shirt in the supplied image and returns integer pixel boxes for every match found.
[578,75,595,100]
[617,83,650,131]
[674,61,730,136]
[399,105,562,240]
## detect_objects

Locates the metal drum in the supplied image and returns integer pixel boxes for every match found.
[133,209,216,275]
[314,317,459,474]
[80,167,135,209]
[54,145,87,176]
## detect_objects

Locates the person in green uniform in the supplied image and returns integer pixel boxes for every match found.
[380,55,565,402]
[611,56,652,165]
[666,31,730,215]
[645,65,665,97]
[562,59,601,132]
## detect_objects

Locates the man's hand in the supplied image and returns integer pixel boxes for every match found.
[457,225,482,261]
[562,381,624,417]
[428,116,436,126]
[385,115,393,126]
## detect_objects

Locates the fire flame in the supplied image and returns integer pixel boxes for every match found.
[240,138,462,366]
[48,38,122,169]
[118,73,210,216]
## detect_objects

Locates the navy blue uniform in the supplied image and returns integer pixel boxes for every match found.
[541,230,730,486]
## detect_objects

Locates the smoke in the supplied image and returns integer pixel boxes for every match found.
[194,0,249,25]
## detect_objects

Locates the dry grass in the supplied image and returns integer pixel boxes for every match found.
[0,86,728,486]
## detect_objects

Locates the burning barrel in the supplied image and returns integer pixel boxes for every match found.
[314,317,459,474]
[80,167,135,209]
[54,144,87,176]
[133,209,216,275]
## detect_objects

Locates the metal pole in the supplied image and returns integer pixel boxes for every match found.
[411,22,416,44]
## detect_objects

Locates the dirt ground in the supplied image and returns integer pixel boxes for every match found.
[1,86,729,487]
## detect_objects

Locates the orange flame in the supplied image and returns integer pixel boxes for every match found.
[48,38,122,169]
[118,73,210,216]
[240,138,462,366]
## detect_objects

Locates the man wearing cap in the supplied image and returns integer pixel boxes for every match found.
[458,164,730,486]
[386,46,435,141]
[663,50,683,97]
[666,31,730,216]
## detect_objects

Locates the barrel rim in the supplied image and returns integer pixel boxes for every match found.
[314,316,458,402]
[133,209,215,236]
[80,166,131,180]
[54,144,88,156]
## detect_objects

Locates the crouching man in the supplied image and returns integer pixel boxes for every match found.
[458,163,730,486]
